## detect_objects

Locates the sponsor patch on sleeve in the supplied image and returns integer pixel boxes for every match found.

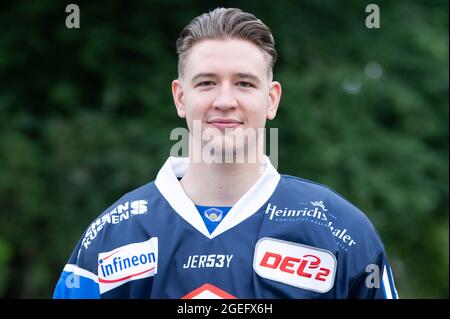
[98,237,158,294]
[253,237,336,293]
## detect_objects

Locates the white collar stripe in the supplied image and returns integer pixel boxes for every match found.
[155,157,210,237]
[155,157,280,239]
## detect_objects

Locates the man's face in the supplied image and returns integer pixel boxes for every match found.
[172,39,281,160]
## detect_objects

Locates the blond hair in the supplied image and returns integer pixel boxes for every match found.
[176,7,277,80]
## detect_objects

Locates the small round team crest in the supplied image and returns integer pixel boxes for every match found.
[204,208,223,222]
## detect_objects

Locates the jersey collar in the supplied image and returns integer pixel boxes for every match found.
[155,156,281,239]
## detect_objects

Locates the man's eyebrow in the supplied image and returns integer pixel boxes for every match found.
[233,72,261,84]
[190,72,262,84]
[190,73,216,83]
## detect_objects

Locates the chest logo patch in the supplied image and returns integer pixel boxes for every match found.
[253,237,336,293]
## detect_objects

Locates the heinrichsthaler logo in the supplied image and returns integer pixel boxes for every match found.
[97,237,158,294]
[265,202,328,222]
[265,202,357,250]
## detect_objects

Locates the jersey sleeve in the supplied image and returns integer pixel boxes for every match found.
[347,250,399,299]
[53,236,100,299]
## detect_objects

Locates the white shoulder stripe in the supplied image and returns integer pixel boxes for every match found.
[63,264,98,283]
[382,265,393,299]
[388,265,399,298]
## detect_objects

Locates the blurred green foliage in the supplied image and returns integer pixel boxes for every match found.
[0,0,447,298]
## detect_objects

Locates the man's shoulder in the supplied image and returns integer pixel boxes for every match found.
[115,180,158,203]
[97,180,158,223]
[277,174,380,237]
[79,180,160,253]
[277,174,359,208]
[276,174,385,260]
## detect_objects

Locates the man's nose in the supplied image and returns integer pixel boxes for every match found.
[212,83,238,110]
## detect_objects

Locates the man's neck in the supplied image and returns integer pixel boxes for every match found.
[180,157,264,207]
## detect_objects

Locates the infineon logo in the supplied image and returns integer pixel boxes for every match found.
[253,238,336,293]
[97,237,158,294]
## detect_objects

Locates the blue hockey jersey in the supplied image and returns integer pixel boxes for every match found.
[53,156,399,299]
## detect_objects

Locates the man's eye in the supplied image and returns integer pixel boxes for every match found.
[197,81,215,87]
[237,82,253,88]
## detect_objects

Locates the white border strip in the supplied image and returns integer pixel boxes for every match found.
[63,264,98,283]
[382,265,393,299]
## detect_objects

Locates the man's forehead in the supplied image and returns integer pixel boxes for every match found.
[183,39,268,78]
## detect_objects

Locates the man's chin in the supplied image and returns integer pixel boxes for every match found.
[201,140,259,164]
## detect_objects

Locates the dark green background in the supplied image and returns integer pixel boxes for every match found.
[0,0,448,298]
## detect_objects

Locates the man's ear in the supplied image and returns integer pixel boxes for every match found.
[267,81,282,120]
[172,79,186,118]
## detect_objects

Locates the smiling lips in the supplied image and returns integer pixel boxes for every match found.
[206,118,244,128]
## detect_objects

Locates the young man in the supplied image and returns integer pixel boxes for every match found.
[53,8,399,299]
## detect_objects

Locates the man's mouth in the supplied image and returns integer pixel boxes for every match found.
[206,118,244,129]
